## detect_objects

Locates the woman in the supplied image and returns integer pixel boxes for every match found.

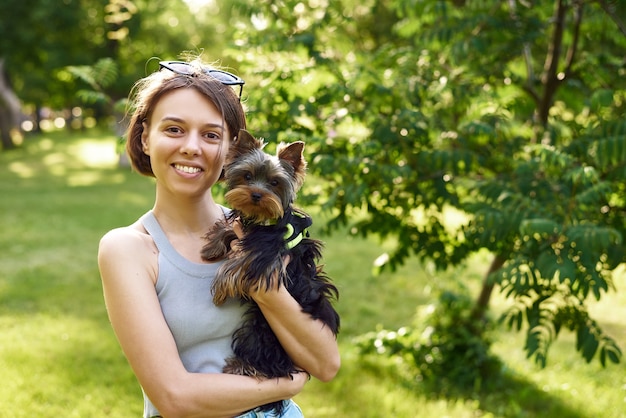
[98,58,340,418]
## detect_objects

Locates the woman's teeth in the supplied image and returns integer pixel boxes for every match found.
[174,164,201,174]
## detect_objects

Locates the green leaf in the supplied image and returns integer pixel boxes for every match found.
[519,219,560,237]
[590,88,614,109]
[581,333,599,363]
[557,256,577,283]
[566,225,622,252]
[536,251,558,280]
[603,344,622,365]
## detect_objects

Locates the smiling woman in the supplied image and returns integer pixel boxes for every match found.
[97,56,339,418]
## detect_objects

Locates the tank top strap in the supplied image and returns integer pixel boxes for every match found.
[141,210,171,253]
[139,208,230,279]
[140,208,230,253]
[140,210,209,277]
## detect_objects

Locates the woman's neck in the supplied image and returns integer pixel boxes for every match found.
[151,191,226,263]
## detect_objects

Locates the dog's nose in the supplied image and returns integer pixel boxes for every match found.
[251,192,262,202]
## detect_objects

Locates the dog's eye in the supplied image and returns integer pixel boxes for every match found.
[270,179,279,187]
[244,172,253,181]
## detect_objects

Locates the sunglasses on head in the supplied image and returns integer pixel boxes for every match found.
[159,61,245,100]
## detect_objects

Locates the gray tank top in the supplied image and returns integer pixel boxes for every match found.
[141,210,246,417]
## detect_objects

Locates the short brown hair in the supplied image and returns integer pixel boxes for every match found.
[125,61,247,177]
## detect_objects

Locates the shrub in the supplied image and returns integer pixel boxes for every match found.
[355,288,502,395]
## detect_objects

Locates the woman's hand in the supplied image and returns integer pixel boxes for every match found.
[284,369,310,395]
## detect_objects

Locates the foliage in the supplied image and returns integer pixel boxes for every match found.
[0,0,101,110]
[64,58,121,106]
[355,288,502,395]
[466,121,626,366]
[230,0,626,367]
[0,0,221,133]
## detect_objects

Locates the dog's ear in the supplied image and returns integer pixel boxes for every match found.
[227,129,266,162]
[234,129,264,152]
[277,141,307,187]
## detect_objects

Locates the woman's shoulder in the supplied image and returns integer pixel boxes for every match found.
[99,219,154,258]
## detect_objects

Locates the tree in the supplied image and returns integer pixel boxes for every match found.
[0,59,22,149]
[232,0,626,368]
[0,0,212,142]
[0,0,105,136]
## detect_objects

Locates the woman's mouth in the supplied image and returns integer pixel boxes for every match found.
[173,163,202,174]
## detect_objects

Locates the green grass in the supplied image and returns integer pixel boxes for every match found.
[1,129,625,417]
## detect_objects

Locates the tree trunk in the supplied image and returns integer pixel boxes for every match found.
[0,58,22,150]
[0,108,14,149]
[470,254,507,322]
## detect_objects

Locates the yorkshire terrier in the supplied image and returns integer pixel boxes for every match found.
[201,129,340,414]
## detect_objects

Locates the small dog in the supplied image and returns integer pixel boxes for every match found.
[202,129,340,414]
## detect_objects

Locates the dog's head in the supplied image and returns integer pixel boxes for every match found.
[223,129,307,223]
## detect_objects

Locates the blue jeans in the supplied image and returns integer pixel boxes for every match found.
[236,400,303,417]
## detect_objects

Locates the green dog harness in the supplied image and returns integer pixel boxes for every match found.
[283,211,312,249]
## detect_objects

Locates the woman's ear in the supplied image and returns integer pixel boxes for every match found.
[141,122,150,155]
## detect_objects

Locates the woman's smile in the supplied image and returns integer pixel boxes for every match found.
[173,163,203,175]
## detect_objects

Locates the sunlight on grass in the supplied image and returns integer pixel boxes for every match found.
[0,313,141,417]
[7,131,120,185]
[69,139,119,168]
[588,265,626,341]
[491,330,626,417]
[8,161,36,178]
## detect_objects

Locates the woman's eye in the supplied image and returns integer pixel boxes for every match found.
[204,132,220,141]
[165,126,182,134]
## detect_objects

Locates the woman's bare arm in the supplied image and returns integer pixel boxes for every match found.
[252,286,340,382]
[98,227,307,418]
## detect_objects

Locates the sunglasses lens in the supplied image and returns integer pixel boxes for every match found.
[160,61,195,75]
[206,70,239,85]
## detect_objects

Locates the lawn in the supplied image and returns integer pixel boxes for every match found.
[0,129,624,417]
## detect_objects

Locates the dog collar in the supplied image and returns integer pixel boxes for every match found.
[242,217,277,227]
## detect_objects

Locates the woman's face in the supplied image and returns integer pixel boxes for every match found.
[141,88,230,198]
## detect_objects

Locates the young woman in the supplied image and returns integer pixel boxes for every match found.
[98,59,340,418]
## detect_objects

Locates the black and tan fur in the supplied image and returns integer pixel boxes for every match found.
[202,129,340,414]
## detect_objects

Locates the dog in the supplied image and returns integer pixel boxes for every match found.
[201,129,340,414]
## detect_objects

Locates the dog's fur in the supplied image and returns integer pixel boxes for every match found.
[201,129,340,414]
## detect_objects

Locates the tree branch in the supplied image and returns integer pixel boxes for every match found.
[508,0,540,105]
[471,254,507,322]
[538,0,567,127]
[563,0,583,78]
[595,0,626,38]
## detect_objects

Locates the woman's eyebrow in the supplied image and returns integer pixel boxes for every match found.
[160,116,225,130]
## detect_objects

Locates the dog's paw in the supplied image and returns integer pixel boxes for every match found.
[201,242,229,261]
[202,224,237,261]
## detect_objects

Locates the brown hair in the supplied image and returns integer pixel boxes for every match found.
[125,60,247,177]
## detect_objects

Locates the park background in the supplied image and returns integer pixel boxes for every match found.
[1,0,625,416]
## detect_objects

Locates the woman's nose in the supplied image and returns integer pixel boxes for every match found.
[180,132,202,155]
